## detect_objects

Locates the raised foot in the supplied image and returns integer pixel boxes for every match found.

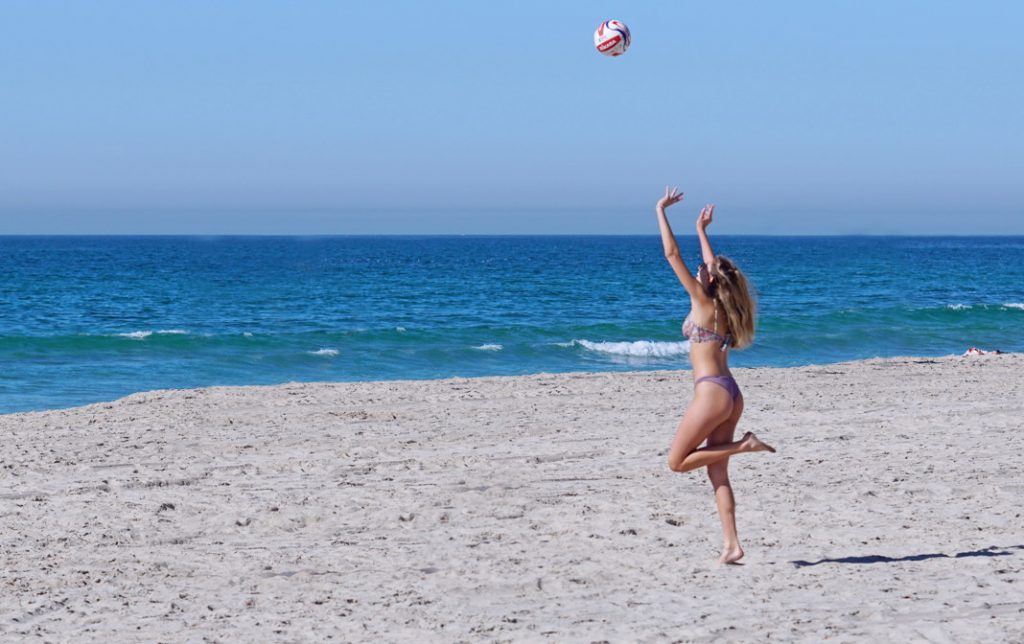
[740,431,776,454]
[720,544,745,565]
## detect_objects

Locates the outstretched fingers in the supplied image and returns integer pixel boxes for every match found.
[661,185,685,208]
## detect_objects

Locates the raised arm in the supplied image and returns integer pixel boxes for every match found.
[656,187,702,298]
[696,203,716,264]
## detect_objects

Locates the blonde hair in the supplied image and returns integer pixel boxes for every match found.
[708,255,756,350]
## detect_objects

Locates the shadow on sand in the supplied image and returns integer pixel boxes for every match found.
[791,544,1024,567]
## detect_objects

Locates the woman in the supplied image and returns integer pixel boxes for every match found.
[655,186,775,564]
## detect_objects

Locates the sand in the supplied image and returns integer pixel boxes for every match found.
[2,353,1023,642]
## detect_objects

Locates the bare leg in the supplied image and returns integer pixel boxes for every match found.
[708,461,743,564]
[666,387,734,472]
[699,394,775,564]
[667,387,775,564]
[703,394,744,563]
[670,431,775,473]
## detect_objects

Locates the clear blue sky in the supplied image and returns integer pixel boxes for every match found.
[1,1,1021,234]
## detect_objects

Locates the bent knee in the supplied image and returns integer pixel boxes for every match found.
[667,457,692,473]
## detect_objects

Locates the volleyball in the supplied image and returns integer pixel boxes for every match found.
[594,20,631,57]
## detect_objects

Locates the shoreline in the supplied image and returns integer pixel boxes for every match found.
[2,352,1022,639]
[3,351,1016,418]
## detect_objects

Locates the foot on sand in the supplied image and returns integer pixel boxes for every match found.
[720,544,745,564]
[740,431,776,454]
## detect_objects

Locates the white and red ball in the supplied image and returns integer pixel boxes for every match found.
[594,20,631,57]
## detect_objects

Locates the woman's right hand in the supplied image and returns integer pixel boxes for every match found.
[656,186,684,211]
[696,203,715,231]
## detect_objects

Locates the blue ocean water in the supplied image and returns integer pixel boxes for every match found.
[1,235,1022,414]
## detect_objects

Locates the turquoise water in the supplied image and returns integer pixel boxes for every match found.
[1,235,1022,413]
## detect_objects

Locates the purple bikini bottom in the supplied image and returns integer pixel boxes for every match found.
[695,375,740,401]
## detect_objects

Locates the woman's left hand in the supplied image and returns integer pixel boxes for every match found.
[696,203,715,231]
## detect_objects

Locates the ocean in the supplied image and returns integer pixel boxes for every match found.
[2,235,1022,414]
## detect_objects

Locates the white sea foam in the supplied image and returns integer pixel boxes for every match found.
[116,329,189,339]
[1004,303,1024,310]
[308,348,339,357]
[243,332,254,337]
[474,344,503,351]
[569,339,690,357]
[396,326,407,333]
[117,331,153,339]
[946,304,972,311]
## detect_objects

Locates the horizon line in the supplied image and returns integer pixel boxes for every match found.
[2,233,1024,238]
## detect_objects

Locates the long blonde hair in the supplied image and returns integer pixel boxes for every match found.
[708,255,756,350]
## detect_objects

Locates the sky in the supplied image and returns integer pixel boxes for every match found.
[1,1,1021,234]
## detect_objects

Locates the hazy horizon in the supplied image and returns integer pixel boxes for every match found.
[3,207,1022,236]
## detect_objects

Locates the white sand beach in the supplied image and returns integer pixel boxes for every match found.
[2,354,1023,641]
